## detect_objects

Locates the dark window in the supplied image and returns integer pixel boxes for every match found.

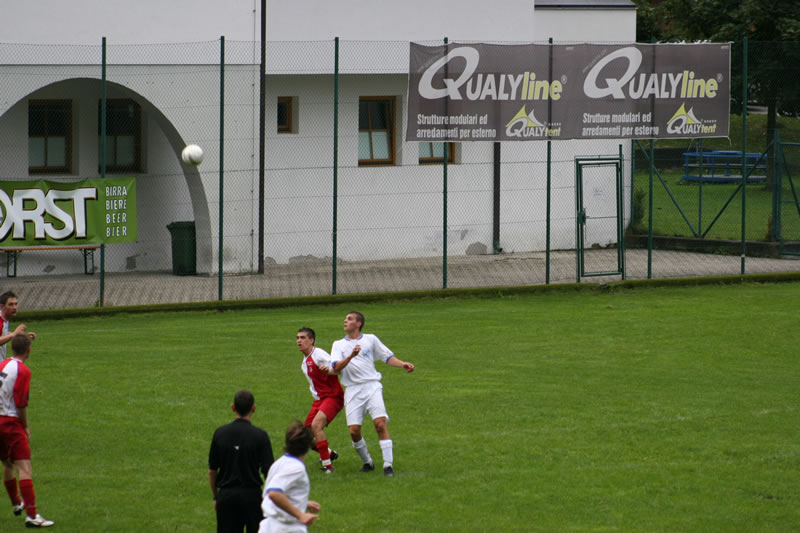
[98,99,142,173]
[28,100,72,174]
[358,97,395,165]
[277,97,292,133]
[419,142,456,164]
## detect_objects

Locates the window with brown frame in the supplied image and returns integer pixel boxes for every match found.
[419,142,456,164]
[98,99,142,173]
[28,100,72,174]
[358,97,395,165]
[277,97,293,133]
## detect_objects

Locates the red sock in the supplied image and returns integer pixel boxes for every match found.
[3,478,21,505]
[18,479,36,518]
[317,439,331,463]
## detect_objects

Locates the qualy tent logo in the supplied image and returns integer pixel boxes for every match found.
[666,103,718,135]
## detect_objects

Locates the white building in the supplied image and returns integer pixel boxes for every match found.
[0,0,636,276]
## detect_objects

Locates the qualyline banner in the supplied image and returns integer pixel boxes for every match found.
[0,177,137,245]
[407,42,730,142]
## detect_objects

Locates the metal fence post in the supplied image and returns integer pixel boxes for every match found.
[647,138,654,279]
[100,37,107,307]
[332,37,339,295]
[546,37,553,284]
[442,36,448,289]
[773,129,782,243]
[218,35,225,300]
[698,138,704,236]
[741,36,747,275]
[258,1,266,274]
[619,144,626,280]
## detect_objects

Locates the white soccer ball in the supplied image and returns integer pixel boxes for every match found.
[181,144,204,166]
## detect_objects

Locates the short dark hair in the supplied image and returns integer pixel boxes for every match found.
[233,390,255,416]
[0,291,17,306]
[349,311,365,331]
[297,327,315,342]
[284,419,313,457]
[11,334,30,356]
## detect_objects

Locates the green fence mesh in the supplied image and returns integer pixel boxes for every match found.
[1,38,799,310]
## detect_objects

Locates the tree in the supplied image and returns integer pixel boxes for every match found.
[634,0,800,198]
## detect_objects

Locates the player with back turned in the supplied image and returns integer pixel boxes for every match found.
[0,334,54,527]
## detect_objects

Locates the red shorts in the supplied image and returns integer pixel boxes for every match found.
[304,396,344,427]
[0,417,30,462]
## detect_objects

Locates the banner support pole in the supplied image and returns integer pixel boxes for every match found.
[332,37,339,295]
[442,37,449,289]
[740,36,748,274]
[219,36,225,300]
[100,37,107,307]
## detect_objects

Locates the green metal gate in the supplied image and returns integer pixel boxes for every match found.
[774,134,800,256]
[575,152,625,282]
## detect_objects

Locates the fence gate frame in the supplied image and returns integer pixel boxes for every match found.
[774,133,800,256]
[575,152,625,282]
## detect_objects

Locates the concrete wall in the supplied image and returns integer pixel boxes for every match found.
[262,73,631,264]
[0,1,636,276]
[534,8,637,43]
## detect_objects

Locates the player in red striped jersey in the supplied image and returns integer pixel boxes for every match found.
[297,328,344,473]
[0,334,53,527]
[0,292,35,359]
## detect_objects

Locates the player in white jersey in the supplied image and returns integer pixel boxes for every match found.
[325,311,415,477]
[259,421,320,533]
[0,292,35,359]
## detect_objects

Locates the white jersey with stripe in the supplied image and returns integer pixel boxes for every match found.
[0,358,23,417]
[330,333,394,387]
[261,454,309,525]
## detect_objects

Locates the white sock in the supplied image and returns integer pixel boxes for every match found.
[379,439,393,468]
[353,438,372,465]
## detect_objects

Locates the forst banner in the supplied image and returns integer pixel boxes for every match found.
[407,42,730,142]
[0,177,137,245]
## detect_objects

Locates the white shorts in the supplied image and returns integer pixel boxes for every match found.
[344,381,389,427]
[258,518,307,533]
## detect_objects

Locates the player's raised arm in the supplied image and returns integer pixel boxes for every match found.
[326,345,360,374]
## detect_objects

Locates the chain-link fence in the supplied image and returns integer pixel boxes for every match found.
[1,38,799,311]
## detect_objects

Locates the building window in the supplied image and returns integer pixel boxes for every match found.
[419,142,456,164]
[277,97,293,133]
[358,97,395,165]
[28,100,72,174]
[98,99,142,173]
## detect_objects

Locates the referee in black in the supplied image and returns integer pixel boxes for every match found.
[209,390,274,533]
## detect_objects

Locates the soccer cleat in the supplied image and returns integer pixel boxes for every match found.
[321,465,334,474]
[359,462,375,473]
[13,501,25,516]
[383,466,394,477]
[25,513,55,528]
[317,450,338,464]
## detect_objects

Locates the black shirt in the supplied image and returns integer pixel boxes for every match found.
[209,418,274,491]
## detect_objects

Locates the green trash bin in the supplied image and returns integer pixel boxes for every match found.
[166,221,196,275]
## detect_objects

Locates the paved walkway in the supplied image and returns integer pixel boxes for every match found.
[9,249,800,311]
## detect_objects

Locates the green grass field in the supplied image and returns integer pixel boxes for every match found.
[633,170,800,242]
[1,283,798,532]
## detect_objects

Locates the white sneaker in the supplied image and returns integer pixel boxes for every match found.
[25,513,54,528]
[13,501,25,516]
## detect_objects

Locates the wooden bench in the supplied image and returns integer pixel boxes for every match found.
[1,245,101,277]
